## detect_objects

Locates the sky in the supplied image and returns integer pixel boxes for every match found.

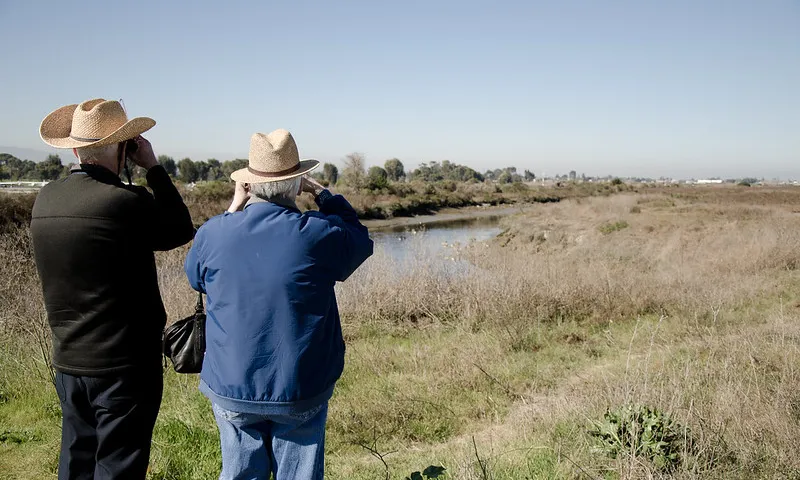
[0,0,798,179]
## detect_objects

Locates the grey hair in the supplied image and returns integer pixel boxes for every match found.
[76,144,119,164]
[249,177,301,202]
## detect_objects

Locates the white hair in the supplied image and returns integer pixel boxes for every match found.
[76,143,119,164]
[249,177,301,202]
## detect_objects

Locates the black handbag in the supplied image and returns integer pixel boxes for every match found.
[163,292,206,374]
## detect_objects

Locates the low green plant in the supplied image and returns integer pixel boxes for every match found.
[406,465,446,480]
[598,220,629,234]
[0,429,39,445]
[588,404,694,472]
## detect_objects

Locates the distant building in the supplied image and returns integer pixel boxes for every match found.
[0,180,48,192]
[696,179,723,184]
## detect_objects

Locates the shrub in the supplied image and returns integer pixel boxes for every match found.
[388,183,416,197]
[406,466,446,479]
[435,180,457,193]
[189,181,235,201]
[509,181,528,193]
[0,193,36,233]
[598,220,629,234]
[367,166,389,190]
[588,404,694,472]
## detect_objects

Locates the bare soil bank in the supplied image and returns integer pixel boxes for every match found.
[363,203,531,232]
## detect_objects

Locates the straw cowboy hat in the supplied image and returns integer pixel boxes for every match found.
[231,129,319,183]
[39,98,155,149]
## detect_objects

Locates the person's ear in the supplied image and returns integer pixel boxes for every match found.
[72,148,78,159]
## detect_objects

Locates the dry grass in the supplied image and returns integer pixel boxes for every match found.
[2,186,800,478]
[328,188,800,478]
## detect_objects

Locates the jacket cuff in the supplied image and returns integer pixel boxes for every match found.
[314,189,333,207]
[145,165,172,190]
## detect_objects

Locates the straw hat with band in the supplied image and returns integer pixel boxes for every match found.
[231,129,319,184]
[40,98,155,149]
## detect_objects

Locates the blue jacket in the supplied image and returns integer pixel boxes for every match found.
[184,190,373,414]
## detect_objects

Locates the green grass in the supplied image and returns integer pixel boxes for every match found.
[2,309,799,479]
[0,316,630,479]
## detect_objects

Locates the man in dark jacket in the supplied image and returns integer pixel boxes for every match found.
[30,98,194,480]
[185,129,373,480]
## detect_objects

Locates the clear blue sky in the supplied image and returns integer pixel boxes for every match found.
[1,0,798,178]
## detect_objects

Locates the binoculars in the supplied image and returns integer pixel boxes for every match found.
[125,139,138,155]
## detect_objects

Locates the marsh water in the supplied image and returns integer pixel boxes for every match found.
[368,216,505,268]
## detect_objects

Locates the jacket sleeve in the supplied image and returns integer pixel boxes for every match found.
[184,227,206,293]
[140,165,195,251]
[315,190,374,281]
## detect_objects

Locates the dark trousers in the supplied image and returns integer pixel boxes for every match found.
[54,369,163,480]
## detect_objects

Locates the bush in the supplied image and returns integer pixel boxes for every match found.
[387,183,416,197]
[599,220,629,234]
[435,180,457,193]
[0,193,36,233]
[405,466,446,479]
[509,181,528,193]
[367,166,389,190]
[588,404,694,472]
[187,181,235,202]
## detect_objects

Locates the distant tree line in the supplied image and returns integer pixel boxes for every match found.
[124,156,250,183]
[310,154,407,190]
[1,150,540,190]
[0,154,69,181]
[483,167,538,184]
[410,160,483,183]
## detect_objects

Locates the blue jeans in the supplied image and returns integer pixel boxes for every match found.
[212,402,328,480]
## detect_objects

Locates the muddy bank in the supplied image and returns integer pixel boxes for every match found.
[363,203,531,232]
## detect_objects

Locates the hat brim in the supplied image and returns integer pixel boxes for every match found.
[39,103,155,149]
[230,159,320,184]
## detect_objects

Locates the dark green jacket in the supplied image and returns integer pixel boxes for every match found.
[30,164,194,375]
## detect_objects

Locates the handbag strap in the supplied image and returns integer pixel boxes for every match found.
[195,292,204,314]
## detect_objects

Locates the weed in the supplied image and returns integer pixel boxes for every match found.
[406,465,446,479]
[588,404,694,472]
[598,220,629,234]
[0,429,40,445]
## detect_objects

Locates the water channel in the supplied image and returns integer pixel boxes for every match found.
[368,215,506,268]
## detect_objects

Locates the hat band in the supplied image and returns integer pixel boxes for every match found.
[70,134,103,142]
[248,163,301,178]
